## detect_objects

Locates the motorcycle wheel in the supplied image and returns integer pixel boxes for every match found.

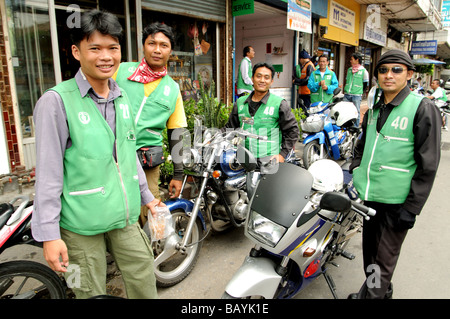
[145,209,203,287]
[0,260,66,299]
[303,140,330,169]
[221,292,264,299]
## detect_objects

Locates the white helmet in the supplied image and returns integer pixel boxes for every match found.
[330,101,358,127]
[308,159,343,192]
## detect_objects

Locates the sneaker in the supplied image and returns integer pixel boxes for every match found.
[443,126,448,131]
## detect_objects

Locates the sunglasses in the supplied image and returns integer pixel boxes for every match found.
[378,66,405,74]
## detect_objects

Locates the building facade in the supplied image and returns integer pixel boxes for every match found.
[0,0,445,175]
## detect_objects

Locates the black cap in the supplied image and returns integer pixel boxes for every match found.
[375,49,415,76]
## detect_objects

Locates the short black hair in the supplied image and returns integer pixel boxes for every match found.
[319,55,329,61]
[243,46,253,57]
[252,62,275,79]
[351,52,363,64]
[70,10,123,47]
[142,22,175,48]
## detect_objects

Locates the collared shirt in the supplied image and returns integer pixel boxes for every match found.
[32,69,154,242]
[350,85,441,215]
[237,57,253,94]
[224,91,299,158]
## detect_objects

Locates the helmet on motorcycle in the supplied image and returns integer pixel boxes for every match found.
[329,101,358,127]
[308,159,343,192]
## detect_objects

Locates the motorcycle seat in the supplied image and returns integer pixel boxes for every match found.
[0,203,15,229]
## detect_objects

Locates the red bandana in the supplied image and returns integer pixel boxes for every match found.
[127,58,167,84]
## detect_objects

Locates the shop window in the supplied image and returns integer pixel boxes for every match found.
[142,11,216,101]
[6,0,55,138]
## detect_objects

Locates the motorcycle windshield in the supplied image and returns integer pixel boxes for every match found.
[251,163,313,228]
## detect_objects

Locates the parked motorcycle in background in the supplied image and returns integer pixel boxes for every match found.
[300,88,361,169]
[0,195,66,299]
[143,117,269,287]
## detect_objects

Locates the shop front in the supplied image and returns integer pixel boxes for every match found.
[0,0,228,173]
[234,1,294,105]
[318,0,361,87]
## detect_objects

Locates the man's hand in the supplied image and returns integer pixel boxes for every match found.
[43,239,69,272]
[271,154,285,163]
[168,179,183,198]
[145,198,167,217]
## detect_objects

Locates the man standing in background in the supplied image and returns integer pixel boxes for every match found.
[114,22,187,226]
[343,53,369,125]
[293,49,315,115]
[237,46,255,97]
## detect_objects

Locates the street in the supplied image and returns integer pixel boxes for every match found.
[1,130,449,299]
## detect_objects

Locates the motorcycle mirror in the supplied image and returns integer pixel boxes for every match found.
[367,86,379,110]
[236,146,257,172]
[333,87,341,96]
[319,192,351,213]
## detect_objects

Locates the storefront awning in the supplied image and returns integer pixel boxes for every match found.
[412,58,446,65]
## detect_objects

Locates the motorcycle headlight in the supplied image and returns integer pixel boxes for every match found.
[247,210,286,247]
[182,148,200,168]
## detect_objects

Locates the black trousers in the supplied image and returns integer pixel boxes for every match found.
[298,94,311,115]
[356,201,409,299]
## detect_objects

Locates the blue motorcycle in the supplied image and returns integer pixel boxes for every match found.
[143,121,266,287]
[301,89,360,168]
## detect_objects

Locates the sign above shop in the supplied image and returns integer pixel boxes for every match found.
[287,0,312,34]
[363,23,386,47]
[232,0,254,17]
[442,1,450,29]
[329,0,355,33]
[410,40,438,55]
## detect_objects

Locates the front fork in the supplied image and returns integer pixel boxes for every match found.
[177,149,216,253]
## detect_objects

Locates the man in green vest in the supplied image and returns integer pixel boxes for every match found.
[113,22,187,226]
[237,46,255,97]
[31,10,160,299]
[343,53,369,125]
[427,79,448,130]
[224,62,299,164]
[349,50,441,299]
[307,55,339,104]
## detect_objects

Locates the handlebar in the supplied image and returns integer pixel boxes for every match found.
[351,200,376,220]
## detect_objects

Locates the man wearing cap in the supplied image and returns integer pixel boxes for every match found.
[349,49,441,299]
[343,53,369,125]
[293,50,315,114]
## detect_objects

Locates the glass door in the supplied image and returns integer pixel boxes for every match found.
[6,0,55,138]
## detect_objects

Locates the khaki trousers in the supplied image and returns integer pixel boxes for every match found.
[61,222,157,299]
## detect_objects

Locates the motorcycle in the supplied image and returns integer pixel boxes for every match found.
[300,88,360,169]
[223,159,376,299]
[143,118,269,287]
[0,195,66,299]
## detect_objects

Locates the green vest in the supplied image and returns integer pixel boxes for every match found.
[237,58,253,91]
[353,92,422,203]
[437,87,448,102]
[115,62,179,149]
[236,93,283,158]
[50,79,141,235]
[344,68,365,95]
[310,70,334,104]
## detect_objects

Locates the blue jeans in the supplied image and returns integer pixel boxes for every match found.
[344,94,362,125]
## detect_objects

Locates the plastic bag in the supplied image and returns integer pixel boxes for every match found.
[148,206,174,241]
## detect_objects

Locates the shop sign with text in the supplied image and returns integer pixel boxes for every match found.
[287,0,312,33]
[329,1,355,33]
[232,0,254,17]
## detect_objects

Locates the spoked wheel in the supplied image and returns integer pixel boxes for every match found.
[303,140,330,169]
[144,209,204,287]
[0,261,66,299]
